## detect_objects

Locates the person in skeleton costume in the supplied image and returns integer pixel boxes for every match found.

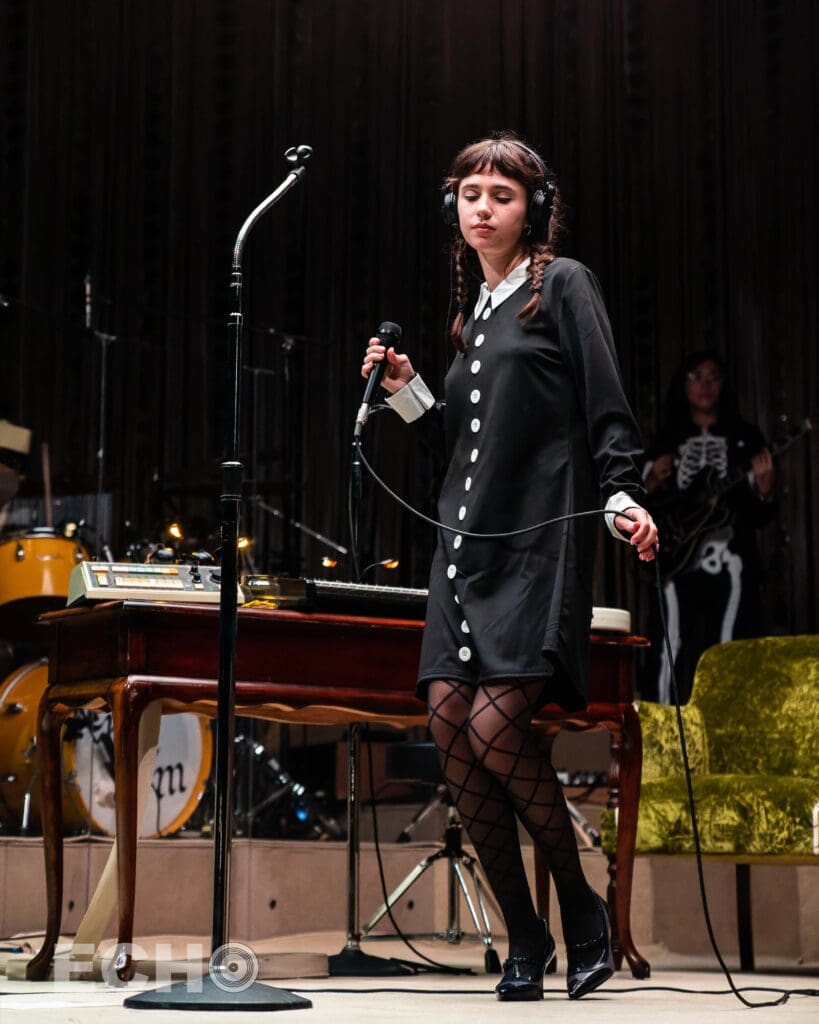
[643,351,776,703]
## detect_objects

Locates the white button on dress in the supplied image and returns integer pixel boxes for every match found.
[471,360,481,374]
[458,646,472,662]
[454,594,460,605]
[458,506,467,521]
[470,448,479,463]
[470,389,481,404]
[465,477,472,491]
[482,307,491,321]
[447,564,457,580]
[454,535,463,549]
[470,418,480,433]
[474,334,485,348]
[460,620,470,634]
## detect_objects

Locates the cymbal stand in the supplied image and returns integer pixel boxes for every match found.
[254,499,349,558]
[232,733,343,840]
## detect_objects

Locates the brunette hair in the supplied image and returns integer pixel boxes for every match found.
[445,133,565,351]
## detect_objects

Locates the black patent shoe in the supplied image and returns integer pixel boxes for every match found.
[495,919,556,1001]
[566,891,615,999]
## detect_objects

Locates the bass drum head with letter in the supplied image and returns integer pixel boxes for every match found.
[65,711,212,838]
[0,662,211,837]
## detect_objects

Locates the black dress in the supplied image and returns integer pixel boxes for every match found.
[417,257,645,711]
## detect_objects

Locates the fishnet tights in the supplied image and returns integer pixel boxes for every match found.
[427,678,598,952]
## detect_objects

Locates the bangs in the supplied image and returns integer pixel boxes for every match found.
[449,138,541,187]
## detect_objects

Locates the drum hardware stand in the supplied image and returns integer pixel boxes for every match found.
[393,783,449,843]
[0,743,40,835]
[361,802,503,972]
[231,733,343,840]
[124,146,314,1013]
[19,737,38,835]
[566,799,601,849]
[253,499,349,560]
[555,771,604,848]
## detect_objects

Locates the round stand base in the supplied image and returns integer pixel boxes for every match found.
[122,973,312,1011]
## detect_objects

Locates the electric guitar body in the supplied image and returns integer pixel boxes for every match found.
[648,417,812,583]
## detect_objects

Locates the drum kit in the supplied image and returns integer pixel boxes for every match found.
[0,524,340,842]
[0,527,214,838]
[0,415,341,841]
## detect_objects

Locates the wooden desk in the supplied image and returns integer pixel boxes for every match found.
[27,600,649,980]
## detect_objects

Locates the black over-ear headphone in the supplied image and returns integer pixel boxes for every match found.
[441,140,556,241]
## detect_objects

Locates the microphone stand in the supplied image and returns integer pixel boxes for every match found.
[327,408,415,978]
[125,147,314,1013]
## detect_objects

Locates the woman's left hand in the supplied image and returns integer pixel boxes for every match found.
[614,507,659,562]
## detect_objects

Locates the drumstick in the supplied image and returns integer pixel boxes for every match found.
[41,442,53,529]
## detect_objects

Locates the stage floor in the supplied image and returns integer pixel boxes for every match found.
[1,932,817,1023]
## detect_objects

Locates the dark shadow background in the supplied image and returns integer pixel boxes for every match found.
[1,0,817,652]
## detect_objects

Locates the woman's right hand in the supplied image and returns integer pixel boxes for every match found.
[362,338,415,394]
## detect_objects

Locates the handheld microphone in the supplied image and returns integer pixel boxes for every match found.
[354,321,402,437]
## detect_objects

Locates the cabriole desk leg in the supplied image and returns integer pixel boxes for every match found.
[26,701,69,980]
[110,683,144,982]
[614,704,650,979]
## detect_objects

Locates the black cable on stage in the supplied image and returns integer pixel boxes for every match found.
[354,432,816,1009]
[4,984,817,999]
[355,437,619,539]
[651,554,805,1009]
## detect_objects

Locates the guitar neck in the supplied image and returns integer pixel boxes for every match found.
[713,417,812,498]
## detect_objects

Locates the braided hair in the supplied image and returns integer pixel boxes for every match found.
[445,133,565,352]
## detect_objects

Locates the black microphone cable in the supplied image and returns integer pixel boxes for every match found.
[651,553,798,1009]
[353,434,815,1008]
[354,437,618,540]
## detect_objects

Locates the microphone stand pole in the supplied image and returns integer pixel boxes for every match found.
[125,147,314,1013]
[327,427,414,977]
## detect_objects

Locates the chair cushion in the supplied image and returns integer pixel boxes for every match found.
[692,636,819,778]
[601,774,819,856]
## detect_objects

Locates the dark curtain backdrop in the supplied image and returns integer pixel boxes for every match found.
[1,0,817,641]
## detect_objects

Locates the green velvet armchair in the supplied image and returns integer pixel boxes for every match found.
[601,635,819,969]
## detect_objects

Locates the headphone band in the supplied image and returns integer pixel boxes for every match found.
[508,140,549,184]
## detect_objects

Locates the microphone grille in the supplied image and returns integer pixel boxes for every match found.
[377,321,402,342]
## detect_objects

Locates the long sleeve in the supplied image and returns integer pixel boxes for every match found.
[558,265,646,505]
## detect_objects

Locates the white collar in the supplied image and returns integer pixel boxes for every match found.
[473,257,531,320]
